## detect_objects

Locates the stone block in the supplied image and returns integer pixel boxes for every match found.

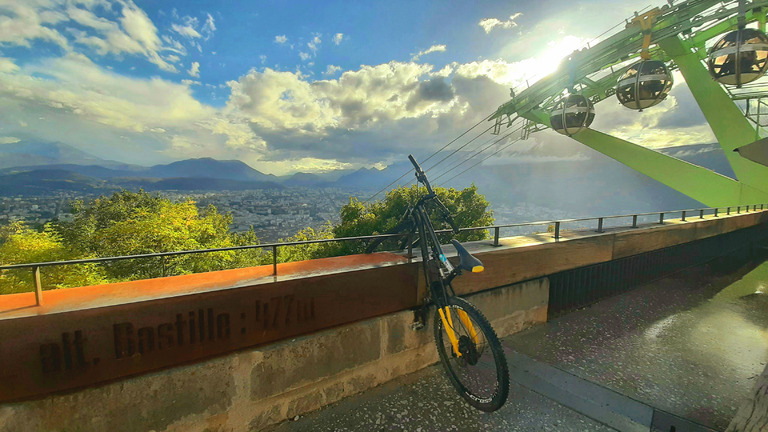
[250,318,381,399]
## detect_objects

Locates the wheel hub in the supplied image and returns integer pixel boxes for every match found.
[458,335,479,366]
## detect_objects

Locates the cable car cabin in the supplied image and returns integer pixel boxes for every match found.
[549,94,595,136]
[616,60,673,110]
[708,28,768,86]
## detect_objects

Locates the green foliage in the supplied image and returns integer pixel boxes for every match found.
[55,190,263,280]
[0,184,495,295]
[332,184,494,254]
[0,222,106,294]
[274,222,335,263]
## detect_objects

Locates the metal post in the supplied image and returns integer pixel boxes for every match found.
[493,227,500,246]
[554,222,560,240]
[632,215,638,228]
[33,266,42,306]
[727,206,731,215]
[659,212,664,224]
[597,217,604,233]
[272,245,278,276]
[737,206,741,214]
[699,209,704,219]
[407,241,413,263]
[714,208,719,217]
[682,210,686,221]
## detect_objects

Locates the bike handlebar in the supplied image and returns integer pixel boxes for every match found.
[409,154,460,235]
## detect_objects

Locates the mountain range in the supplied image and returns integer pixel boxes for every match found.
[0,140,740,217]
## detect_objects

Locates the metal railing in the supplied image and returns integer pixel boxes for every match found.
[2,203,766,306]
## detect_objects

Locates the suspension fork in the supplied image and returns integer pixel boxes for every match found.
[432,282,479,357]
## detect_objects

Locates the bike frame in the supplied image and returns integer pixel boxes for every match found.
[405,177,479,357]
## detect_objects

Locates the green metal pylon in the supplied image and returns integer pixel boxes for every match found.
[658,35,768,194]
[521,109,768,207]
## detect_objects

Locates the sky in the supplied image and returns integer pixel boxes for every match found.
[0,0,717,175]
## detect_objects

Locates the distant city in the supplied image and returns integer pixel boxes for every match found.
[0,188,355,243]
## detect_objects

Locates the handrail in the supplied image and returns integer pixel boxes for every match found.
[2,203,766,305]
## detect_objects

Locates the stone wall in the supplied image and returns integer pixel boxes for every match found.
[0,278,548,431]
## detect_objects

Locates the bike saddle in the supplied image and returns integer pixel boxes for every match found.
[451,240,484,273]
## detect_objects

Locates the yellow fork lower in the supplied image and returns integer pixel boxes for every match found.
[438,306,479,357]
[438,307,461,357]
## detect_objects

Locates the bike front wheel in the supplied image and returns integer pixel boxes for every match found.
[433,296,509,412]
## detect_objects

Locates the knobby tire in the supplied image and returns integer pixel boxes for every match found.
[433,296,509,412]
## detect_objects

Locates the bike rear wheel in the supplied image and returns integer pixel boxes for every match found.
[433,296,509,412]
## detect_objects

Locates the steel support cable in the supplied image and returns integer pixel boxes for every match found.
[439,135,524,185]
[431,120,526,182]
[432,122,525,183]
[363,113,493,202]
[422,122,499,175]
[421,112,494,165]
[429,134,501,181]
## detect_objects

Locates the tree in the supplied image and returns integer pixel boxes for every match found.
[274,222,335,263]
[0,222,106,294]
[332,184,494,254]
[54,190,263,280]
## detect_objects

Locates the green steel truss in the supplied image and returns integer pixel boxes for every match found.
[490,0,768,206]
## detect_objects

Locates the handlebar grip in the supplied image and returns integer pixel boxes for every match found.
[408,154,422,173]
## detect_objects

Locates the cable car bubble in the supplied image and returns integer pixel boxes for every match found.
[549,94,595,136]
[708,28,768,86]
[616,60,673,110]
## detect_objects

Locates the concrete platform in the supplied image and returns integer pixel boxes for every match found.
[508,259,768,431]
[268,258,768,431]
[266,362,615,432]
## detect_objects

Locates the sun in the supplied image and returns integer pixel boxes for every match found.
[533,35,593,81]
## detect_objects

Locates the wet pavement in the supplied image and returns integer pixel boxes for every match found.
[508,259,768,431]
[266,258,768,431]
[266,364,614,432]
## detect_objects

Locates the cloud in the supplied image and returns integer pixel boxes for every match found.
[274,35,287,44]
[0,1,221,73]
[479,13,522,34]
[187,61,200,77]
[411,44,446,61]
[333,33,343,45]
[307,34,321,53]
[324,64,342,76]
[169,13,214,41]
[0,136,20,144]
[299,51,311,61]
[201,13,215,39]
[172,23,202,39]
[0,56,19,73]
[119,1,176,71]
[0,1,70,49]
[223,61,490,164]
[0,52,213,133]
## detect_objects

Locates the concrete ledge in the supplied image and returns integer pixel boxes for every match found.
[450,210,768,296]
[0,278,548,431]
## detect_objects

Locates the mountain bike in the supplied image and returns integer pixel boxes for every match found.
[366,155,509,412]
